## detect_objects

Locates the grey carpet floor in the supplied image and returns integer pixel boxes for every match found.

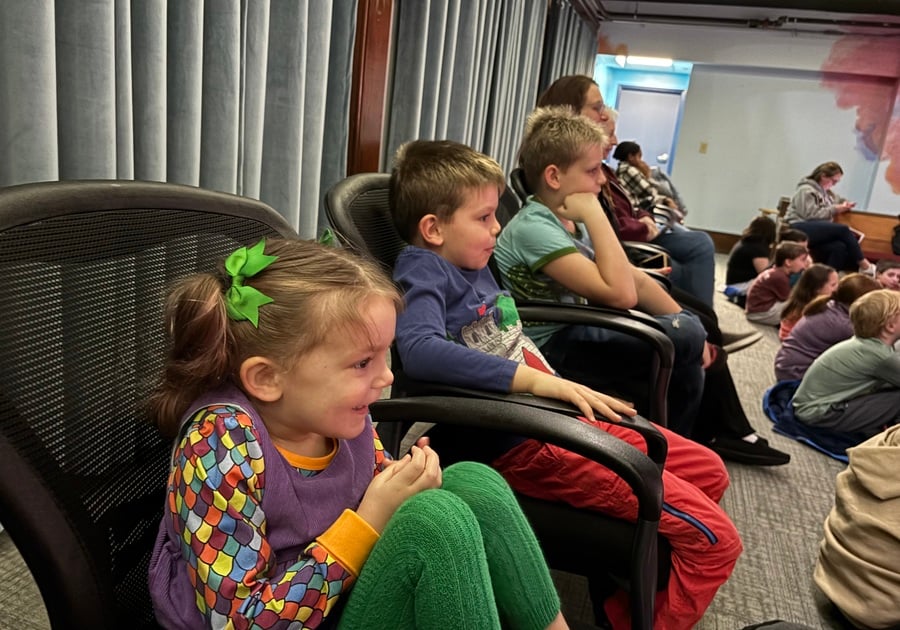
[0,255,857,629]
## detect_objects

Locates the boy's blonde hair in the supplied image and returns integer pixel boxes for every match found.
[389,140,505,242]
[849,289,900,338]
[518,106,608,194]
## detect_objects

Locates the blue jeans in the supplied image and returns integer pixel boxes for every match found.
[540,310,706,436]
[791,220,863,270]
[653,224,716,307]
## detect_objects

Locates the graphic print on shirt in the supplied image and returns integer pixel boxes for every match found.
[458,295,554,374]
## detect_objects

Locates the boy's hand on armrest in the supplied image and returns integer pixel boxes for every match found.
[511,365,636,422]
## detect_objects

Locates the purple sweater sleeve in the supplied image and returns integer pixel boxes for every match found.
[393,249,519,392]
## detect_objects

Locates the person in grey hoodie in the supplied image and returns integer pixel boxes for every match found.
[815,424,900,629]
[784,161,874,274]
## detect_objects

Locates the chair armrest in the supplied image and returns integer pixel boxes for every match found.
[395,383,668,467]
[623,241,670,258]
[514,301,674,425]
[371,396,663,522]
[514,301,673,369]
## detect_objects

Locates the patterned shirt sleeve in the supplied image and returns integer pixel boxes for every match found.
[168,405,385,629]
[616,163,664,208]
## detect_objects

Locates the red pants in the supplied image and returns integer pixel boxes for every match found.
[492,418,742,630]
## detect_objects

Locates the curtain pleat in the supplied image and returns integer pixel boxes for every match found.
[56,0,117,180]
[115,0,135,179]
[0,1,59,185]
[238,0,270,200]
[167,0,203,186]
[199,1,241,193]
[383,0,594,174]
[0,0,355,237]
[132,0,168,182]
[540,0,597,90]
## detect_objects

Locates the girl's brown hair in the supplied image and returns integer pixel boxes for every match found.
[148,239,402,438]
[742,216,777,246]
[803,272,880,317]
[780,263,835,321]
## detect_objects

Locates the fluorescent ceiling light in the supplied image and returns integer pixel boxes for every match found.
[625,55,673,68]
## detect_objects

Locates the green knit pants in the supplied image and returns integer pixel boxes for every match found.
[337,462,560,629]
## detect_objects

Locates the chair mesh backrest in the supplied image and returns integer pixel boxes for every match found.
[0,181,296,628]
[324,173,407,274]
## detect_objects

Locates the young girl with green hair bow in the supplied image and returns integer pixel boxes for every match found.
[146,237,569,629]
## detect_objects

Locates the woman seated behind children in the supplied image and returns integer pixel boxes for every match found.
[147,238,569,629]
[778,263,838,340]
[745,242,810,326]
[784,161,874,274]
[791,289,900,446]
[774,273,880,381]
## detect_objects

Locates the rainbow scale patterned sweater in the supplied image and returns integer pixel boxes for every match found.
[148,384,387,629]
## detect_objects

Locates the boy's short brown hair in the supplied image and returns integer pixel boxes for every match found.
[773,241,808,266]
[875,259,900,275]
[849,289,900,338]
[518,106,608,194]
[389,140,505,242]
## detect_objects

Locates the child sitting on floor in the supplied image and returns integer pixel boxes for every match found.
[876,258,900,290]
[792,289,900,445]
[777,263,838,340]
[390,136,741,630]
[774,273,880,381]
[745,242,810,326]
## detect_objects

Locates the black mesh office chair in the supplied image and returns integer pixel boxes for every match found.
[325,172,675,629]
[0,180,299,629]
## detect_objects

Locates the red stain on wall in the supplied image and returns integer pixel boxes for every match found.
[822,37,900,192]
[597,35,627,56]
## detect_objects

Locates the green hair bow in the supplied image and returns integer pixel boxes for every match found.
[224,239,279,327]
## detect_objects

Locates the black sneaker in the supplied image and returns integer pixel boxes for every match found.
[707,436,791,466]
[721,329,763,354]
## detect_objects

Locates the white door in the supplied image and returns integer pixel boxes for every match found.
[614,87,684,174]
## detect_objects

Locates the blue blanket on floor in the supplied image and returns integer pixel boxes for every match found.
[762,381,859,463]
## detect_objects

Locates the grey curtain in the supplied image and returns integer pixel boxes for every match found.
[383,0,596,174]
[0,0,356,238]
[539,0,598,92]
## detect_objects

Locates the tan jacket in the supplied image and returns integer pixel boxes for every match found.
[814,425,900,628]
